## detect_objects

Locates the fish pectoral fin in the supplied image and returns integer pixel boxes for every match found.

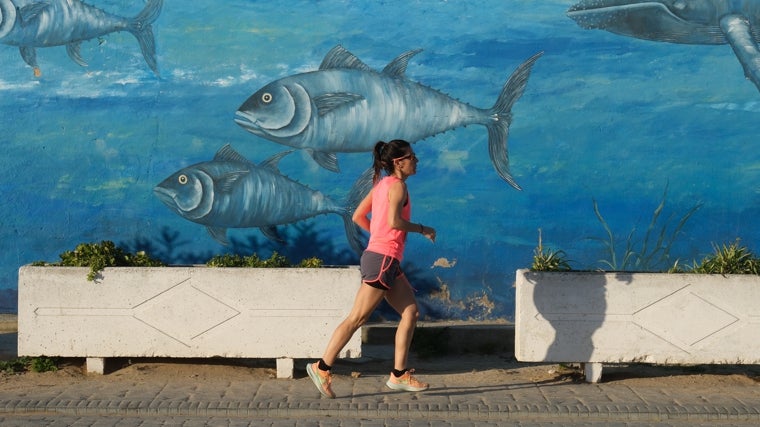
[721,14,760,93]
[66,42,88,67]
[19,46,38,68]
[19,2,51,25]
[308,149,340,173]
[207,226,229,245]
[260,226,285,244]
[215,170,249,193]
[313,93,364,116]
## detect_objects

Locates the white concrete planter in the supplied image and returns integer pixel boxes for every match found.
[18,265,362,378]
[515,269,760,382]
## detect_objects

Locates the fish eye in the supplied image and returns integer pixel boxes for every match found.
[262,93,273,103]
[178,174,188,185]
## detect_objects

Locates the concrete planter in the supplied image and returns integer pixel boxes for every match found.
[18,265,362,378]
[515,268,760,382]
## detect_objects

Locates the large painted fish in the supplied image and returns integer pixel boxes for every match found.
[567,0,760,94]
[0,0,162,76]
[153,144,373,254]
[234,45,543,190]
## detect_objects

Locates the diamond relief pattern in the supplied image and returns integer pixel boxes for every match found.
[633,287,739,351]
[133,279,240,346]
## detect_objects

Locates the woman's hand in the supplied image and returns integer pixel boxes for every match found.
[420,224,436,243]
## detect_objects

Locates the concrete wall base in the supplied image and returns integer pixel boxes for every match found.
[18,265,362,378]
[515,269,760,382]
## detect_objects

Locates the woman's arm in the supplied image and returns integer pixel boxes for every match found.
[387,180,437,242]
[352,190,372,232]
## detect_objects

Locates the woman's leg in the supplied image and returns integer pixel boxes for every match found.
[320,283,386,366]
[384,274,419,371]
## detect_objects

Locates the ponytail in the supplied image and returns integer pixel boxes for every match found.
[372,141,386,184]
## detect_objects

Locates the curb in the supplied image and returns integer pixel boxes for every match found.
[2,399,759,422]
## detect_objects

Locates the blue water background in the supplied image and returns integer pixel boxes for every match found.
[2,0,759,319]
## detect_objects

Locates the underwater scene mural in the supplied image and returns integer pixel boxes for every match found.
[2,0,760,321]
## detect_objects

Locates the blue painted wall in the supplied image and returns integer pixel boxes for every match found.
[2,0,758,320]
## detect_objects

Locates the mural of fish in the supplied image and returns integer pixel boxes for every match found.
[0,0,163,76]
[234,45,542,190]
[153,144,373,254]
[567,0,760,93]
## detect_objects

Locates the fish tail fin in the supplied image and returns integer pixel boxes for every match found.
[342,167,374,255]
[486,51,543,190]
[128,0,163,75]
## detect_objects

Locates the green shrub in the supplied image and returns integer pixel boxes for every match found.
[0,357,58,374]
[531,229,571,272]
[297,257,324,268]
[35,242,325,281]
[205,251,323,268]
[687,240,760,275]
[205,253,258,267]
[39,241,165,281]
[0,357,29,374]
[30,356,58,373]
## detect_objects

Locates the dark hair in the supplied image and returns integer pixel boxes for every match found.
[372,139,411,183]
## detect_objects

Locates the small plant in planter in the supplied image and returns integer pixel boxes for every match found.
[32,241,325,281]
[681,240,760,274]
[531,229,571,272]
[205,252,323,268]
[590,186,702,272]
[530,188,703,273]
[32,240,165,281]
[531,236,760,275]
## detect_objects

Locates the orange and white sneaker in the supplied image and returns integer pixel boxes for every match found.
[386,369,429,392]
[306,362,336,398]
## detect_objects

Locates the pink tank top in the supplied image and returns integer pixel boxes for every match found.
[365,176,411,261]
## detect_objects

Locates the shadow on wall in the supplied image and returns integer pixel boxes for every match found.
[121,223,359,267]
[533,273,609,362]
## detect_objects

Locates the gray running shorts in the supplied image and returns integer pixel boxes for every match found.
[360,251,403,290]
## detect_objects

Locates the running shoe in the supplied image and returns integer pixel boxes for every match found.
[306,362,336,398]
[386,369,429,392]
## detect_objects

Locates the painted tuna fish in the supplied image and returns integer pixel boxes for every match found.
[234,45,543,190]
[567,0,760,93]
[0,0,162,76]
[153,144,373,254]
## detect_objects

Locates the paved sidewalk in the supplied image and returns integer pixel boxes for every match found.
[1,321,760,426]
